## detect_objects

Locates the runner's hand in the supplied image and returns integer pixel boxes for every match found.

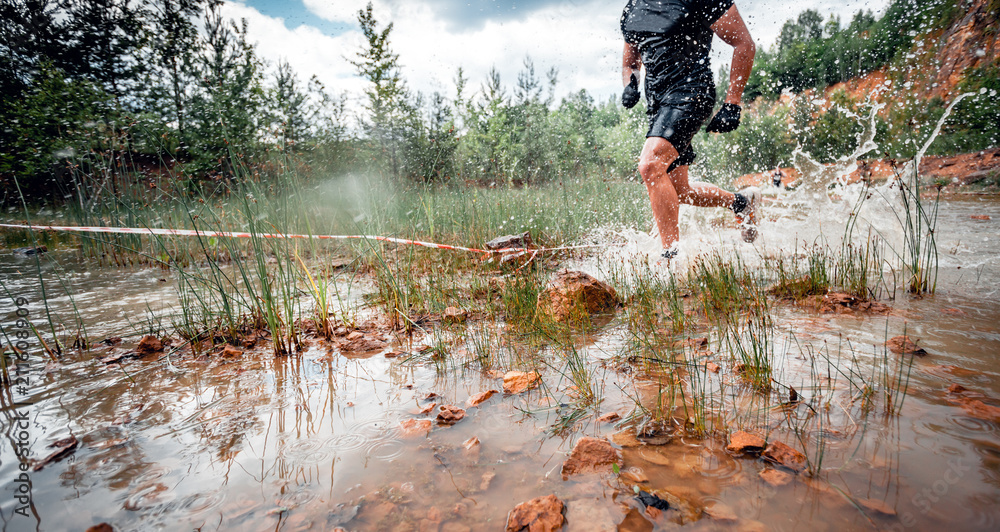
[622,73,640,109]
[706,103,741,133]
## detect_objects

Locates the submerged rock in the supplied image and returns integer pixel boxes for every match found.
[536,270,619,323]
[859,498,897,516]
[220,344,243,358]
[503,371,541,394]
[505,494,565,532]
[85,524,114,532]
[561,437,622,479]
[466,389,499,408]
[759,468,794,487]
[887,336,928,356]
[400,419,433,438]
[726,431,766,455]
[566,499,615,532]
[13,246,47,256]
[762,441,807,473]
[436,405,466,425]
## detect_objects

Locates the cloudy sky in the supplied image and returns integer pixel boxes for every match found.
[223,0,891,106]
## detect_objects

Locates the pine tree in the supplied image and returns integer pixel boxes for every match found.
[350,2,412,178]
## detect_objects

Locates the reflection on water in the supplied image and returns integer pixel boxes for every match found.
[0,198,999,531]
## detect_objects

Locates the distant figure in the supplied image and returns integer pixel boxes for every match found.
[620,0,760,261]
[771,167,784,188]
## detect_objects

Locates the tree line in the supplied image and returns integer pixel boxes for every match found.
[1,0,996,206]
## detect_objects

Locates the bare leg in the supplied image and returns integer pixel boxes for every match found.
[639,138,740,250]
[669,165,735,208]
[638,137,681,249]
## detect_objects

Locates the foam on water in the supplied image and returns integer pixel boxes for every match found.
[585,92,987,292]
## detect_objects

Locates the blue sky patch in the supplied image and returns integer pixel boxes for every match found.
[243,0,353,36]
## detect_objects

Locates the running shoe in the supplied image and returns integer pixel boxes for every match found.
[734,186,761,243]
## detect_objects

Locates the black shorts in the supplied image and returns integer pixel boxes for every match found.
[646,84,715,172]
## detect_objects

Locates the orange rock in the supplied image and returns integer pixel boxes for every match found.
[419,402,438,415]
[400,419,432,438]
[971,215,991,220]
[759,468,793,486]
[480,471,496,490]
[952,396,1000,422]
[221,344,243,358]
[886,336,928,356]
[467,389,499,408]
[503,371,541,394]
[536,270,619,323]
[597,412,621,424]
[463,436,480,450]
[136,335,163,355]
[505,494,565,532]
[726,431,766,455]
[762,441,807,472]
[436,405,466,425]
[86,525,114,532]
[561,437,622,479]
[706,362,721,374]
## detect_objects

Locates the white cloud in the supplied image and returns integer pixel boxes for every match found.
[225,0,891,113]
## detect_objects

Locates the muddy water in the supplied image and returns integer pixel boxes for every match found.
[1,197,999,531]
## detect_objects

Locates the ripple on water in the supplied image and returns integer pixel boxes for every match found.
[330,432,367,452]
[948,414,1000,439]
[349,417,401,439]
[283,437,334,464]
[276,489,315,509]
[695,450,742,482]
[366,439,405,462]
[177,490,227,516]
[134,466,172,485]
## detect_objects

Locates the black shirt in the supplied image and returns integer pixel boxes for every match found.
[621,0,733,97]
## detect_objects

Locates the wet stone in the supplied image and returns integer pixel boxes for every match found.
[706,362,721,373]
[220,344,243,358]
[762,441,807,472]
[443,306,468,324]
[886,335,928,356]
[597,412,621,424]
[436,405,466,426]
[485,231,533,250]
[726,431,766,455]
[136,335,163,355]
[85,525,114,532]
[503,371,541,394]
[466,389,499,408]
[561,436,622,479]
[505,494,565,532]
[704,502,738,522]
[463,436,480,450]
[759,468,794,487]
[536,270,619,323]
[400,419,433,438]
[610,429,644,448]
[566,499,616,532]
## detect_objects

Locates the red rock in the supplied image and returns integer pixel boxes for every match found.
[86,525,114,532]
[759,468,793,486]
[762,441,807,472]
[536,270,619,322]
[948,383,969,394]
[597,412,621,424]
[726,431,766,455]
[971,215,991,220]
[942,308,967,316]
[684,337,709,349]
[136,335,163,355]
[436,405,466,425]
[503,371,541,394]
[463,436,480,450]
[952,397,1000,422]
[399,419,433,438]
[346,331,364,341]
[221,344,243,358]
[706,362,721,374]
[505,494,565,532]
[467,390,499,408]
[561,437,622,479]
[886,336,928,356]
[419,402,438,415]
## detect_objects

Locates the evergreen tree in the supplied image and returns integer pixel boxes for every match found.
[350,2,412,178]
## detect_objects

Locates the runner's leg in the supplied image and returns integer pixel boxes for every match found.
[669,165,736,208]
[638,137,681,249]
